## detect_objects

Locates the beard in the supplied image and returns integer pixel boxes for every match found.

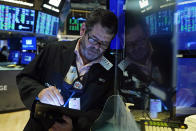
[80,38,102,62]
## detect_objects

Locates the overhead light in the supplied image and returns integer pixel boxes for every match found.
[49,0,61,7]
[0,0,33,7]
[178,0,196,5]
[139,0,149,9]
[43,4,59,12]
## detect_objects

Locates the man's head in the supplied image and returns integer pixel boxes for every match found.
[79,9,118,63]
[125,11,152,65]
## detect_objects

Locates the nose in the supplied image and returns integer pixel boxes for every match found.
[93,43,100,49]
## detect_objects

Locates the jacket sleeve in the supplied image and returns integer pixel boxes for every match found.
[16,45,51,109]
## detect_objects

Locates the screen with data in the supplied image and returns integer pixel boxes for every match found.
[177,1,196,50]
[0,4,35,33]
[22,37,36,50]
[20,52,36,65]
[145,8,174,36]
[8,50,20,64]
[67,16,86,35]
[36,11,59,36]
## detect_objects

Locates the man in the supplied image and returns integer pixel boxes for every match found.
[120,11,195,111]
[117,12,154,110]
[16,9,118,131]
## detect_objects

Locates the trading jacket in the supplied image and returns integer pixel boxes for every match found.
[16,39,114,131]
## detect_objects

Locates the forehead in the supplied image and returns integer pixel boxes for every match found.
[126,25,146,41]
[90,23,114,42]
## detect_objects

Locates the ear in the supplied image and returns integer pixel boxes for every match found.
[80,22,86,36]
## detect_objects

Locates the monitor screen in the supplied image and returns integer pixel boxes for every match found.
[67,16,86,35]
[175,58,196,116]
[21,52,36,65]
[36,11,59,36]
[8,50,20,64]
[145,8,174,36]
[176,1,196,50]
[0,4,35,33]
[22,37,36,50]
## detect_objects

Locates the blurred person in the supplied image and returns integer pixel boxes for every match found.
[120,11,195,110]
[0,46,9,62]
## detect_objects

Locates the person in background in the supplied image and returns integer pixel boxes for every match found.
[0,46,9,62]
[16,9,118,131]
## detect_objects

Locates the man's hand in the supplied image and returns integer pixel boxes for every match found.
[38,86,64,106]
[49,115,73,131]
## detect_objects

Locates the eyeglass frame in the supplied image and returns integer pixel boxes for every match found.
[87,33,110,50]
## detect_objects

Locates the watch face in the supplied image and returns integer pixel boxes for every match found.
[73,81,83,90]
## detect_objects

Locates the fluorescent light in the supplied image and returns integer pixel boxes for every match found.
[139,0,149,9]
[178,0,196,5]
[43,4,52,9]
[43,4,59,12]
[49,0,61,7]
[0,0,33,7]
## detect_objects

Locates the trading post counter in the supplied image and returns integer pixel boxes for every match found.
[0,65,26,113]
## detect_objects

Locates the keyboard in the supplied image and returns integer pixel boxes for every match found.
[140,120,188,131]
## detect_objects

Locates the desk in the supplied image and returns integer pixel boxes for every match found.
[0,69,26,112]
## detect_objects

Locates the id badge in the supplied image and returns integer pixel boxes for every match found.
[69,98,80,110]
[64,66,78,84]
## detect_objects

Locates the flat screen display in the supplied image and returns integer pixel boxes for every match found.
[145,9,174,36]
[0,4,35,33]
[22,37,36,50]
[176,1,196,50]
[67,17,86,35]
[36,11,59,36]
[8,50,20,64]
[20,52,36,65]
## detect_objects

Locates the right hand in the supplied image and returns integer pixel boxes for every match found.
[38,86,64,106]
[49,115,73,131]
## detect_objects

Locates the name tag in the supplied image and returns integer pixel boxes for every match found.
[69,98,80,110]
[64,66,78,84]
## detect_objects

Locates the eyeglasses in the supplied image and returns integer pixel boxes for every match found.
[87,33,109,50]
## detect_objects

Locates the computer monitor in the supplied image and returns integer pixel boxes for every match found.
[35,11,59,36]
[176,1,196,51]
[22,37,36,50]
[0,4,35,33]
[20,52,36,65]
[174,0,196,117]
[66,16,86,35]
[145,8,174,36]
[8,50,20,64]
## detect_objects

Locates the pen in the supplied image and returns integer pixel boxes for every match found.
[63,91,75,107]
[45,83,61,93]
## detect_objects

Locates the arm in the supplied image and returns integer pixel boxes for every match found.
[16,44,64,109]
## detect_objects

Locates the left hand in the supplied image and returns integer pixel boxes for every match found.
[49,115,73,131]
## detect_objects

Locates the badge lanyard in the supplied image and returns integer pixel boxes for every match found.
[63,63,86,107]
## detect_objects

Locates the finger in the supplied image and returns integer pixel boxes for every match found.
[38,88,56,105]
[53,121,72,130]
[48,86,61,106]
[45,88,58,105]
[62,115,72,125]
[49,126,57,131]
[52,87,64,105]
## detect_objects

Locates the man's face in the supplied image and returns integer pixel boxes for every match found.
[125,25,150,64]
[80,23,114,62]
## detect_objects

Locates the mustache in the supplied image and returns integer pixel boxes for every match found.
[89,47,100,54]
